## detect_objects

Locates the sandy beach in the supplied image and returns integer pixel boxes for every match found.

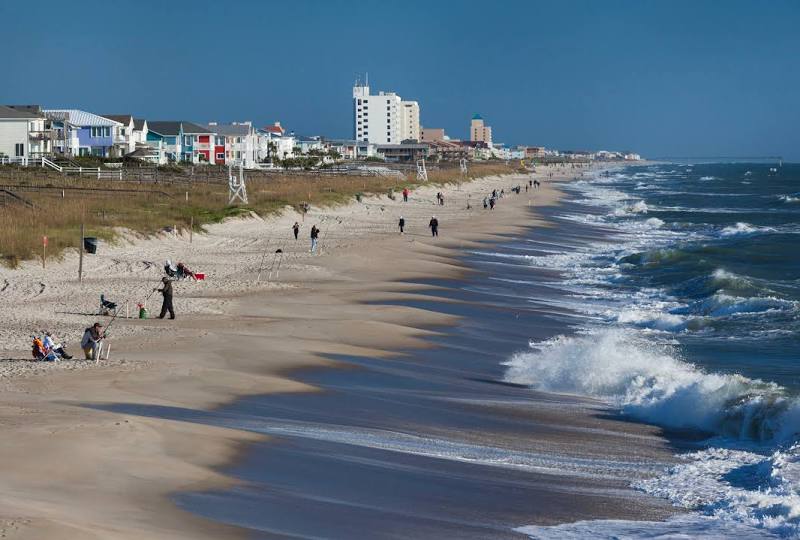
[0,163,673,538]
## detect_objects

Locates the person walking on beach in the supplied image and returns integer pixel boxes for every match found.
[398,216,405,234]
[80,322,104,360]
[310,225,320,253]
[483,197,488,209]
[292,222,300,240]
[402,188,409,202]
[155,277,175,320]
[489,197,495,210]
[429,216,439,237]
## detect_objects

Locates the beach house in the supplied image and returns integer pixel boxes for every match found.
[44,109,122,157]
[0,105,53,162]
[257,122,296,163]
[147,121,213,163]
[204,122,258,168]
[102,114,138,157]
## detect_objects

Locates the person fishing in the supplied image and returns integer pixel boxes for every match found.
[398,216,405,234]
[429,216,439,237]
[292,222,300,240]
[80,322,104,360]
[154,277,175,320]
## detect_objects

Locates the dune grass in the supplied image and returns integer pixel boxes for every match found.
[0,162,515,266]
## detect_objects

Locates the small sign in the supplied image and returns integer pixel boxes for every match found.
[42,236,48,247]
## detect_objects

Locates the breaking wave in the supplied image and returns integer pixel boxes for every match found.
[504,329,800,443]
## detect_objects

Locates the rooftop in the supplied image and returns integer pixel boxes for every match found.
[0,105,40,119]
[148,121,211,136]
[44,109,122,127]
[102,114,134,125]
[204,123,251,136]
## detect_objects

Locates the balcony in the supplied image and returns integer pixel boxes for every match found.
[29,130,52,141]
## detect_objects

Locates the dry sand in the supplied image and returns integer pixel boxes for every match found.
[0,164,619,538]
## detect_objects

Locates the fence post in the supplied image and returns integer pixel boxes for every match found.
[78,222,84,283]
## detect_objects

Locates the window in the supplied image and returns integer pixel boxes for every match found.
[216,152,225,160]
[236,151,241,159]
[120,128,126,136]
[363,105,368,110]
[215,136,224,145]
[184,136,192,146]
[236,137,242,143]
[14,143,24,157]
[387,113,391,117]
[357,99,362,105]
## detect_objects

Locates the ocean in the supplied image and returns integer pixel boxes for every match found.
[510,162,800,538]
[107,162,799,538]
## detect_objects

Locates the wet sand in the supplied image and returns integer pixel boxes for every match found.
[0,164,678,538]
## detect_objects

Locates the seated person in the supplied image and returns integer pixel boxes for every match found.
[164,259,178,278]
[43,331,73,360]
[176,262,197,280]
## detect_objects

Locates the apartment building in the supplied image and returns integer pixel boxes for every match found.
[469,114,493,145]
[353,81,420,145]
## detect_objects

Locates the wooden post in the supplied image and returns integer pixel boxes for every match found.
[42,235,47,269]
[78,223,84,282]
[189,216,193,244]
[185,190,188,203]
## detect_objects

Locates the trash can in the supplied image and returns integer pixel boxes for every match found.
[84,237,98,254]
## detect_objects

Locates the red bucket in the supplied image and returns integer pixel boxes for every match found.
[195,273,205,280]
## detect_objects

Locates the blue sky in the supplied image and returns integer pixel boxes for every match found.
[2,0,798,159]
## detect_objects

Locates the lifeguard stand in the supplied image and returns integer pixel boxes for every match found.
[228,161,248,205]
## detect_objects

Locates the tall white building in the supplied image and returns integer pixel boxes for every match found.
[353,80,420,144]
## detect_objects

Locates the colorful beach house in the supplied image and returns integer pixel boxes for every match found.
[204,122,258,167]
[43,109,122,157]
[146,121,213,163]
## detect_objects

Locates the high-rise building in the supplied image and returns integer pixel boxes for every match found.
[399,101,419,142]
[470,114,492,145]
[353,80,420,144]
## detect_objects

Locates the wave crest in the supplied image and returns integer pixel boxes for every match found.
[504,330,800,443]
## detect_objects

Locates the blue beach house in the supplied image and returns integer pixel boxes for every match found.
[147,121,212,163]
[43,109,121,157]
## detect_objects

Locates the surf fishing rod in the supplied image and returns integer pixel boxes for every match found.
[103,277,162,337]
[256,236,272,282]
[318,216,343,255]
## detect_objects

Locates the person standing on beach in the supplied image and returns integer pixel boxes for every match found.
[402,188,409,202]
[398,216,405,234]
[292,222,300,240]
[155,277,175,320]
[310,225,320,253]
[489,197,495,210]
[429,216,439,237]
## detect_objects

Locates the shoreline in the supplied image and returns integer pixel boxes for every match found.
[0,163,669,538]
